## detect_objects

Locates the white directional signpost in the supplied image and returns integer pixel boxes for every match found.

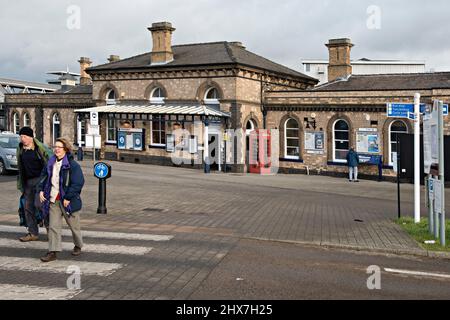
[423,100,446,246]
[387,94,423,223]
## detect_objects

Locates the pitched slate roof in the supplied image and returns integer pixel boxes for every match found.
[87,42,317,82]
[312,72,450,91]
[54,85,93,94]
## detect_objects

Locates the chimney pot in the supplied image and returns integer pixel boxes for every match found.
[108,55,120,63]
[229,41,245,49]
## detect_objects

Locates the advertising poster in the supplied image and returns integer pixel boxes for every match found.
[133,133,143,150]
[356,129,379,154]
[118,128,143,150]
[304,132,315,150]
[166,134,175,153]
[315,132,324,150]
[189,136,198,154]
[305,132,324,151]
[118,131,126,149]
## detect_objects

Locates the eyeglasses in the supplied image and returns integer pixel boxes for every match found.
[53,146,64,149]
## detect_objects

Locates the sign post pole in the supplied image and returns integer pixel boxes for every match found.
[428,176,434,234]
[438,101,446,246]
[396,133,401,219]
[414,93,421,223]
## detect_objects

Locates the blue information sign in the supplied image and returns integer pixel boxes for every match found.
[359,154,382,165]
[388,103,448,118]
[94,162,110,179]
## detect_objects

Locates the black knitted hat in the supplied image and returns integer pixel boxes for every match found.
[18,127,34,138]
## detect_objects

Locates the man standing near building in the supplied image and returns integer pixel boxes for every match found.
[346,147,360,182]
[16,127,52,241]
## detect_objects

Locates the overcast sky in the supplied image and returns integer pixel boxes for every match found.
[1,0,449,83]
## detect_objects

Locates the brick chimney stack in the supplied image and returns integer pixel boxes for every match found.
[326,39,354,82]
[78,57,92,85]
[148,22,176,65]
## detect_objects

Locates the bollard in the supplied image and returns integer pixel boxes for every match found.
[93,162,112,214]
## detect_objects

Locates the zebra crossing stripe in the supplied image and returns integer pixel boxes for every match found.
[0,284,82,300]
[0,238,152,256]
[0,224,174,241]
[0,256,123,276]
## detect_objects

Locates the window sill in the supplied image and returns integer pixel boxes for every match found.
[327,161,348,166]
[280,158,303,163]
[105,141,117,146]
[149,145,166,149]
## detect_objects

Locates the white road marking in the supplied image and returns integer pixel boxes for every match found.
[0,238,152,256]
[0,256,123,276]
[384,268,450,280]
[0,284,82,300]
[0,224,173,241]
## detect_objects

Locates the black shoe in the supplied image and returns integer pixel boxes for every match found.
[40,251,57,262]
[72,246,82,256]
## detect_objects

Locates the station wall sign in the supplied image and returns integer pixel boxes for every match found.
[117,128,144,151]
[387,103,448,118]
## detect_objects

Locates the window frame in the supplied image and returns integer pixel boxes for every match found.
[106,89,117,105]
[151,115,166,146]
[52,113,61,145]
[388,120,408,166]
[332,119,350,163]
[13,112,20,134]
[23,112,31,127]
[106,116,117,143]
[77,117,87,146]
[284,118,300,160]
[150,87,165,104]
[204,87,220,104]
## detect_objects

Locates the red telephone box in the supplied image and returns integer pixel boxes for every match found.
[249,129,272,174]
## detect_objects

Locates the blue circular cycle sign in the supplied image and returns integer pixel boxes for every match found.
[94,162,111,179]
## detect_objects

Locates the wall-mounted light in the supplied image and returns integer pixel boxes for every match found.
[304,117,317,130]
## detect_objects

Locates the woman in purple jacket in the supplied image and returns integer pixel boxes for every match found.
[38,138,85,262]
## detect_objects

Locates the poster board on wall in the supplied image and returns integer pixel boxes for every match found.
[356,128,379,154]
[304,132,324,154]
[117,128,144,151]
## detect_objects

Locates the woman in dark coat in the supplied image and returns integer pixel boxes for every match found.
[38,138,85,262]
[346,148,360,182]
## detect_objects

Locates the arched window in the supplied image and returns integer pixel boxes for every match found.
[333,119,349,162]
[285,118,300,159]
[23,113,31,127]
[150,87,165,104]
[389,120,408,166]
[245,119,257,156]
[246,119,256,135]
[106,89,116,105]
[204,87,220,104]
[52,113,61,145]
[13,112,20,134]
